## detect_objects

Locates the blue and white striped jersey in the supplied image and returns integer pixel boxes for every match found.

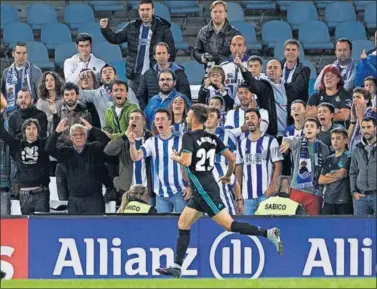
[141,133,185,197]
[131,137,148,187]
[236,135,283,199]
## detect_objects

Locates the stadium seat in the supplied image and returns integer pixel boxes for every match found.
[64,3,95,29]
[154,3,171,23]
[41,23,72,50]
[276,0,296,11]
[314,0,332,9]
[230,21,262,51]
[164,0,201,16]
[25,41,54,69]
[262,21,292,48]
[364,2,377,29]
[226,3,244,23]
[354,0,374,11]
[3,22,34,48]
[180,60,204,85]
[116,22,128,49]
[301,59,317,96]
[78,22,107,43]
[241,0,276,10]
[171,23,190,51]
[110,60,127,81]
[335,21,367,41]
[93,42,123,64]
[127,0,139,10]
[1,3,19,29]
[324,2,356,28]
[88,1,124,12]
[55,41,77,67]
[273,41,306,61]
[351,40,375,61]
[287,2,319,30]
[27,3,57,30]
[298,21,333,50]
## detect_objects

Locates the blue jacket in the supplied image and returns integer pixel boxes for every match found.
[144,89,191,130]
[355,55,377,87]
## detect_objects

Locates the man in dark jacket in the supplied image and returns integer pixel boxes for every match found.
[100,0,175,103]
[279,39,310,103]
[136,42,191,109]
[193,1,241,69]
[8,88,48,139]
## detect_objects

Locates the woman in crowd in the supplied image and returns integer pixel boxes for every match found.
[168,94,190,135]
[117,185,156,214]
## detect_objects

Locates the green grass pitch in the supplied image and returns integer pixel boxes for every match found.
[1,278,376,288]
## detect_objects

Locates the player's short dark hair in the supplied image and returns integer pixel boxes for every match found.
[154,108,171,120]
[191,104,209,124]
[209,96,224,106]
[13,42,27,52]
[245,108,261,119]
[361,117,377,127]
[284,39,301,49]
[153,42,170,55]
[110,80,128,92]
[317,102,335,114]
[336,38,352,51]
[304,117,320,128]
[208,107,220,119]
[291,99,307,108]
[247,55,263,66]
[76,33,92,45]
[21,118,40,140]
[158,69,177,81]
[139,0,154,9]
[331,127,348,139]
[61,82,79,95]
[353,87,371,101]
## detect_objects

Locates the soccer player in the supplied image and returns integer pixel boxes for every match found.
[156,104,283,278]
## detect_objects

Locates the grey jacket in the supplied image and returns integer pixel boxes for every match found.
[349,139,377,193]
[104,132,153,194]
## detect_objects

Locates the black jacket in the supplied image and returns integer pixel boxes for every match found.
[193,19,241,66]
[241,70,304,136]
[101,16,175,80]
[8,106,48,139]
[136,62,191,109]
[280,59,311,103]
[46,127,110,198]
[0,114,50,188]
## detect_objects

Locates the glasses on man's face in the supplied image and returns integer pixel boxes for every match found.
[159,78,173,82]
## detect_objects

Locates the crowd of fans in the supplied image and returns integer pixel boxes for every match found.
[0,0,376,217]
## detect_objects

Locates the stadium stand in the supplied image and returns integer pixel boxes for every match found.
[77,22,107,43]
[25,41,55,69]
[3,22,34,48]
[41,23,72,50]
[262,20,293,48]
[88,1,124,12]
[286,1,319,30]
[27,3,57,30]
[0,3,19,29]
[64,3,95,29]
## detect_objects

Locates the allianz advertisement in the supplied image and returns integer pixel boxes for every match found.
[2,217,376,279]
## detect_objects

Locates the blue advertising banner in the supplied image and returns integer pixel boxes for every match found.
[28,217,376,279]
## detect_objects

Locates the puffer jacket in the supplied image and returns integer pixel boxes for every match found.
[101,16,175,80]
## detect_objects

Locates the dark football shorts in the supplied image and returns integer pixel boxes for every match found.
[187,176,226,218]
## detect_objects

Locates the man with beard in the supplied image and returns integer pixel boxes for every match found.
[79,64,116,128]
[350,117,377,216]
[129,108,187,213]
[144,69,191,130]
[103,80,138,139]
[235,108,283,215]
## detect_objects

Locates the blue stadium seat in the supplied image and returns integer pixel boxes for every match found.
[262,21,292,48]
[335,21,367,41]
[180,60,204,85]
[88,1,124,12]
[154,3,171,23]
[301,59,317,96]
[27,3,57,30]
[287,2,319,30]
[41,23,72,50]
[164,0,201,16]
[273,41,306,61]
[276,0,296,11]
[351,40,375,61]
[354,0,374,11]
[55,41,77,67]
[64,3,95,29]
[325,2,356,28]
[3,22,34,48]
[78,22,107,43]
[299,21,333,50]
[171,23,189,51]
[111,60,127,82]
[241,0,276,10]
[226,3,244,23]
[116,22,128,49]
[127,0,139,10]
[93,42,123,64]
[1,3,19,29]
[230,21,262,51]
[314,0,332,9]
[364,2,377,29]
[25,41,54,69]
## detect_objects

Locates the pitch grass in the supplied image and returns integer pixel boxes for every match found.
[1,278,376,288]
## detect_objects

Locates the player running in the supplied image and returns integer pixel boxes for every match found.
[156,104,283,278]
